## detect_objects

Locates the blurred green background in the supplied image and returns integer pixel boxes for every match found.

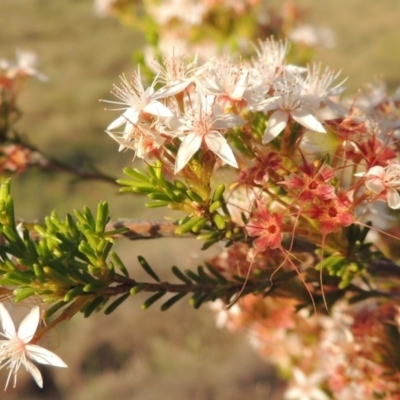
[1,0,400,399]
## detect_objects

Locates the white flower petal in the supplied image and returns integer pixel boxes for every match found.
[107,115,128,131]
[156,81,192,97]
[204,131,238,168]
[123,121,134,135]
[213,114,242,130]
[301,93,320,109]
[167,115,184,132]
[122,108,140,125]
[324,97,348,117]
[0,303,16,338]
[17,306,40,343]
[310,388,330,400]
[292,368,307,385]
[260,96,281,111]
[26,344,68,367]
[387,188,400,209]
[291,107,326,133]
[285,368,329,400]
[108,108,140,131]
[366,165,385,178]
[106,130,129,147]
[32,71,49,82]
[230,71,249,100]
[262,110,289,143]
[284,387,302,399]
[143,101,173,118]
[354,170,366,177]
[25,360,43,388]
[175,132,202,173]
[365,177,385,194]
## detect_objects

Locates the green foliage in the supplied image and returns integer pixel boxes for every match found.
[312,223,376,289]
[0,180,131,318]
[0,181,280,321]
[119,163,245,249]
[118,162,193,210]
[134,257,274,311]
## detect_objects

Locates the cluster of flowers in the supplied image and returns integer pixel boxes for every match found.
[2,4,400,395]
[0,51,68,390]
[209,243,400,399]
[104,37,400,213]
[103,37,400,399]
[0,50,48,174]
[94,0,334,60]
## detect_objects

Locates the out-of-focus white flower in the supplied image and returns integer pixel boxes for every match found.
[356,164,400,209]
[148,0,207,26]
[284,368,329,400]
[93,0,116,17]
[302,63,346,116]
[0,303,67,390]
[173,94,242,173]
[252,37,288,91]
[226,186,257,226]
[355,80,400,137]
[208,299,241,330]
[153,53,205,97]
[289,25,336,49]
[202,57,261,111]
[0,50,48,82]
[253,37,288,70]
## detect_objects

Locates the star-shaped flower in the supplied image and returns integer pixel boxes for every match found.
[262,73,326,144]
[356,164,400,209]
[102,68,173,151]
[284,368,329,400]
[173,94,242,173]
[0,303,67,390]
[0,50,49,82]
[245,201,284,251]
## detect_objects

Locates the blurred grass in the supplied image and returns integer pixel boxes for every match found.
[1,0,400,399]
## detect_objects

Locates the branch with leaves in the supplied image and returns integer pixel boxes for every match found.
[2,1,400,398]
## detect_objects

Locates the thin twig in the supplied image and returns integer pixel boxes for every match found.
[102,275,279,297]
[10,133,119,185]
[29,148,118,185]
[106,219,193,240]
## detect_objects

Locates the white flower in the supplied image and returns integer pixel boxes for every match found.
[0,50,49,82]
[289,25,336,49]
[153,53,205,98]
[284,368,329,400]
[262,73,326,144]
[102,68,173,151]
[356,164,400,209]
[302,63,346,114]
[147,0,207,26]
[355,80,400,136]
[106,121,164,159]
[172,94,242,173]
[201,57,259,111]
[94,0,116,17]
[0,303,67,390]
[208,299,241,330]
[251,38,288,95]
